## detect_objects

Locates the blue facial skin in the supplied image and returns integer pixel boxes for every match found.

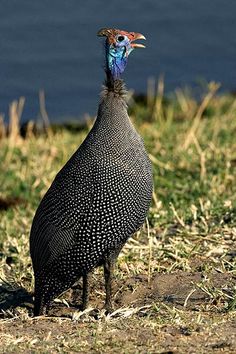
[106,36,134,79]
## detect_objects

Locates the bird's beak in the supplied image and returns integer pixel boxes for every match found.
[128,32,146,49]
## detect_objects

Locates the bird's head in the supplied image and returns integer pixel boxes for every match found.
[97,28,146,80]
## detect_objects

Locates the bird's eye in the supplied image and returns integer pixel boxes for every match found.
[117,35,125,42]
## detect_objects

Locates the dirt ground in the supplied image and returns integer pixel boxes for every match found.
[1,271,236,353]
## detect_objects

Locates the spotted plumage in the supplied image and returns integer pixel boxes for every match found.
[30,28,153,316]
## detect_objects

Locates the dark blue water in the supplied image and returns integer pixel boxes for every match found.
[0,0,235,122]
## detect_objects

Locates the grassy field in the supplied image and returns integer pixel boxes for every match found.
[0,81,236,353]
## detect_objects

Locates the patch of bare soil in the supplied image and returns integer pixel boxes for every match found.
[116,271,234,309]
[66,271,234,312]
[1,271,236,353]
[0,196,26,211]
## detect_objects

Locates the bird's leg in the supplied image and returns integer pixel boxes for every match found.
[34,301,48,316]
[81,273,89,311]
[103,258,115,312]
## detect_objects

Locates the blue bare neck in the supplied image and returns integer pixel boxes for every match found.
[105,41,132,80]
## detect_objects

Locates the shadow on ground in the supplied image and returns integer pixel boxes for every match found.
[0,281,33,317]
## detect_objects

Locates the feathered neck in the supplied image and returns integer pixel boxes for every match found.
[101,76,127,99]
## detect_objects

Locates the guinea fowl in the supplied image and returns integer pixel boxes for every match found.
[30,28,153,316]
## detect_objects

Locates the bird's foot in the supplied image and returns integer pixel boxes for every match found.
[104,301,113,314]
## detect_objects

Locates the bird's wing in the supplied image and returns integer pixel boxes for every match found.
[30,153,97,274]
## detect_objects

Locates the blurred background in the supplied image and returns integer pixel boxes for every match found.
[0,0,235,123]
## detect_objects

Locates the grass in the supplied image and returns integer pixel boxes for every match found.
[0,80,236,352]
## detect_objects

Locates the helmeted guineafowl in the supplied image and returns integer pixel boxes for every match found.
[30,28,153,316]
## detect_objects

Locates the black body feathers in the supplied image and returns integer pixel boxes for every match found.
[30,79,153,315]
